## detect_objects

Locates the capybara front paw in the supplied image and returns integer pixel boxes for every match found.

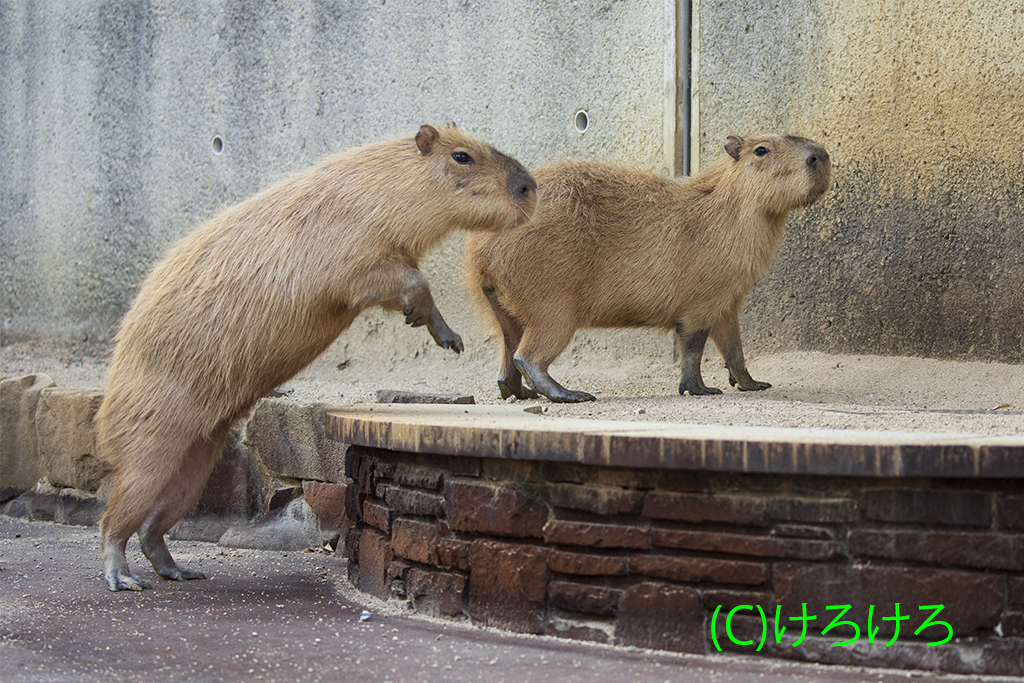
[157,566,207,582]
[737,379,771,391]
[106,570,151,592]
[498,381,539,400]
[549,389,597,403]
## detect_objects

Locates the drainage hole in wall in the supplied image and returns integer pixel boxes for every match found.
[211,135,224,155]
[574,110,590,134]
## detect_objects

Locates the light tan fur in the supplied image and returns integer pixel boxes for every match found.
[98,124,536,590]
[465,134,830,403]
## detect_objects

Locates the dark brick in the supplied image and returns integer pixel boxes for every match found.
[543,520,649,550]
[444,480,549,538]
[548,550,629,577]
[652,528,843,561]
[548,483,644,515]
[642,491,855,526]
[630,554,767,586]
[548,580,621,616]
[850,529,1024,571]
[356,528,392,600]
[407,568,465,618]
[1011,577,1024,607]
[302,481,347,530]
[864,489,991,527]
[773,562,1003,638]
[344,479,364,524]
[391,518,439,565]
[617,583,704,653]
[362,498,390,533]
[344,527,360,563]
[381,485,444,518]
[1000,612,1024,638]
[771,524,834,540]
[468,540,548,634]
[390,463,444,490]
[437,537,471,572]
[700,588,775,614]
[998,495,1024,531]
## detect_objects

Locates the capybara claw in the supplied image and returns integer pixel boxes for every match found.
[107,571,151,592]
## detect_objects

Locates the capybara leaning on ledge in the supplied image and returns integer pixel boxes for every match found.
[97,124,536,591]
[465,134,830,403]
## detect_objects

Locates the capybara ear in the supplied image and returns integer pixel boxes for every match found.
[416,125,440,155]
[725,136,744,161]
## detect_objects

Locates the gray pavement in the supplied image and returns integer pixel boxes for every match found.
[0,516,1008,683]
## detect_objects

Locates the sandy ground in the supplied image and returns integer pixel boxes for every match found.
[1,336,1021,437]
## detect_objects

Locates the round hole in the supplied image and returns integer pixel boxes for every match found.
[573,110,590,134]
[211,135,224,155]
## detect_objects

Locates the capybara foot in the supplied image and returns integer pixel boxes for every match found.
[498,380,539,400]
[157,565,206,582]
[548,388,597,403]
[105,569,151,592]
[425,307,464,354]
[679,379,724,396]
[728,368,772,391]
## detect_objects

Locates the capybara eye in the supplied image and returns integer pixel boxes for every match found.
[452,151,475,165]
[754,146,770,157]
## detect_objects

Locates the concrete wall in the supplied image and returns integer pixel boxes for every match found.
[698,0,1024,361]
[2,1,1022,364]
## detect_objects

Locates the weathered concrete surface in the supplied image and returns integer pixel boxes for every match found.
[0,516,1009,683]
[35,387,110,491]
[698,1,1024,362]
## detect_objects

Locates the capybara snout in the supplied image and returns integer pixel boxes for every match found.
[466,133,830,403]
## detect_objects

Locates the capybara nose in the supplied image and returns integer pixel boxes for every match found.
[806,147,830,167]
[509,166,537,206]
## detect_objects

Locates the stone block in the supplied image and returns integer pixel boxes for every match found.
[548,550,629,576]
[381,484,443,517]
[630,553,767,586]
[616,582,704,653]
[362,498,390,533]
[546,615,614,644]
[547,580,621,616]
[850,529,1024,571]
[302,480,347,531]
[35,387,110,492]
[217,498,320,551]
[998,495,1024,531]
[26,481,104,526]
[0,374,55,501]
[407,568,465,617]
[543,519,649,549]
[375,389,474,404]
[468,539,548,634]
[391,518,439,565]
[652,528,843,561]
[357,527,393,600]
[389,463,443,490]
[642,491,855,526]
[548,483,644,515]
[773,562,1003,638]
[246,399,346,481]
[444,480,548,538]
[436,537,471,572]
[864,488,991,527]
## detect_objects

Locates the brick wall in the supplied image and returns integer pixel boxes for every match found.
[343,444,1024,676]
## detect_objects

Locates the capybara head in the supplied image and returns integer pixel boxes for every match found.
[414,124,537,230]
[721,134,831,213]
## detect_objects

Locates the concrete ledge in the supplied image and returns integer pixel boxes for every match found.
[326,404,1024,479]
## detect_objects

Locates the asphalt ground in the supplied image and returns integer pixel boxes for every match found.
[1,516,1014,683]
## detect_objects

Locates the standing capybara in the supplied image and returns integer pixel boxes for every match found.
[465,134,829,403]
[97,124,536,591]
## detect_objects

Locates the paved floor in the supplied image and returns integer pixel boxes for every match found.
[2,517,1016,683]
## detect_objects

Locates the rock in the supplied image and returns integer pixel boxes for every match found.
[35,387,111,492]
[246,399,346,481]
[218,497,320,551]
[375,390,474,404]
[0,374,55,501]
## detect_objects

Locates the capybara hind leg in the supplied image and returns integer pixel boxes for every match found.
[514,324,594,403]
[138,432,226,582]
[675,323,723,396]
[101,456,179,591]
[482,288,537,399]
[710,307,771,391]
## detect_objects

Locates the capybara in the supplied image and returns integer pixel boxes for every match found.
[465,134,829,403]
[97,124,536,591]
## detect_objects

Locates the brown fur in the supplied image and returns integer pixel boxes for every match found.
[97,124,536,590]
[465,134,829,403]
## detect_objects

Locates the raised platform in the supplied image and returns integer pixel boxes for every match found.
[327,403,1024,676]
